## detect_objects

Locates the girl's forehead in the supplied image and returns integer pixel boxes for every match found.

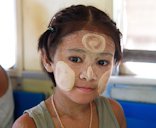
[60,30,115,51]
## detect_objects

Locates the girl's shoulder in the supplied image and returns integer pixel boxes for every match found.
[95,96,126,128]
[12,113,36,128]
[108,98,127,128]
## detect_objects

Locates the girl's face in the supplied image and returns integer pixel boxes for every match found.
[49,30,115,104]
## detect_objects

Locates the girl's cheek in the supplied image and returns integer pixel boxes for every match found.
[55,61,75,91]
[97,70,112,94]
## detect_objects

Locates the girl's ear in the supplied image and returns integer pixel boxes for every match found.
[43,62,53,73]
[39,49,53,73]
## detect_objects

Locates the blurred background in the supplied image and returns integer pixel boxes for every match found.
[0,0,156,127]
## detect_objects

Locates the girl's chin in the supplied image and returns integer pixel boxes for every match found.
[68,92,98,104]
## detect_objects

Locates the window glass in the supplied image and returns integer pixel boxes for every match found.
[124,62,156,78]
[116,0,156,78]
[0,0,16,69]
[124,0,156,51]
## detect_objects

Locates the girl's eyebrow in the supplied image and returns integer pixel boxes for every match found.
[68,48,114,56]
[100,52,114,57]
[67,48,86,53]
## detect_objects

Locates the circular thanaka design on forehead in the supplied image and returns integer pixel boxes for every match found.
[82,33,106,53]
[55,61,75,91]
[98,69,112,94]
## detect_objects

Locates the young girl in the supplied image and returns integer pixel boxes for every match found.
[13,5,126,128]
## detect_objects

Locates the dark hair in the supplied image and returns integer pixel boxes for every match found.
[38,5,122,86]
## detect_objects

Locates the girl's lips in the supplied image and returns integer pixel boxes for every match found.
[76,86,95,93]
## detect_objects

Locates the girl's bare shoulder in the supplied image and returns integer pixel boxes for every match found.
[12,113,36,128]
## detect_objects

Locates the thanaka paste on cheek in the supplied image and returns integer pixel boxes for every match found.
[82,33,106,53]
[55,61,75,91]
[98,70,112,94]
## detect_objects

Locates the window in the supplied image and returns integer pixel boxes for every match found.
[114,0,156,78]
[0,0,17,69]
[124,0,156,51]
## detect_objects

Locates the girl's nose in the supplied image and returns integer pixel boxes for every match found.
[80,66,97,81]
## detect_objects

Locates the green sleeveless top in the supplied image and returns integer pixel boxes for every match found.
[25,96,120,128]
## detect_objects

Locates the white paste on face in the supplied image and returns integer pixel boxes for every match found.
[80,66,97,81]
[98,70,112,94]
[82,33,106,53]
[55,61,75,91]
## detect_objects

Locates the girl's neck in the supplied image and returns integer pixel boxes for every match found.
[52,88,91,118]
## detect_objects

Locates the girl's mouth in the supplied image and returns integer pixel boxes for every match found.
[75,86,95,93]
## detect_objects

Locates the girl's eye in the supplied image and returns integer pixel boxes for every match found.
[69,57,82,63]
[97,60,109,66]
